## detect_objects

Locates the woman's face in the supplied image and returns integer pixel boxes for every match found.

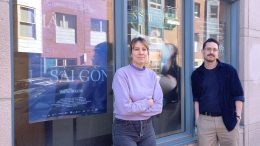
[131,41,148,67]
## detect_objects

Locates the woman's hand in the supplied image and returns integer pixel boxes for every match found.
[148,98,154,107]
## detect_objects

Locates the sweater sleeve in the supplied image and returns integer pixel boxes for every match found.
[112,71,150,116]
[140,74,163,116]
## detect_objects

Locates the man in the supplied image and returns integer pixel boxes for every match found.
[191,38,244,146]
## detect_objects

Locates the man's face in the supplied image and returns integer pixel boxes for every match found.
[202,42,219,63]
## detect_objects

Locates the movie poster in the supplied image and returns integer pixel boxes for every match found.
[16,0,109,123]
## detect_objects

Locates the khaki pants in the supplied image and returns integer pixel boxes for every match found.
[197,114,240,146]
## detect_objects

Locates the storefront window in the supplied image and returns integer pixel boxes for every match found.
[14,0,114,145]
[194,0,230,68]
[127,0,184,137]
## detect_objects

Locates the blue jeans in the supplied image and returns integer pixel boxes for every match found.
[112,118,156,146]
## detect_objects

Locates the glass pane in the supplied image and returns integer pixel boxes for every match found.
[20,7,35,23]
[210,5,218,18]
[91,19,107,32]
[56,13,76,29]
[57,59,64,66]
[127,0,184,137]
[20,23,36,38]
[194,0,230,68]
[91,19,101,31]
[14,0,114,145]
[67,59,77,66]
[45,58,56,73]
[194,3,200,18]
[55,13,77,44]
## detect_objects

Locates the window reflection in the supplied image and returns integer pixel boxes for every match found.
[14,0,114,145]
[55,13,76,44]
[194,0,229,68]
[194,3,200,18]
[19,6,36,38]
[127,0,183,137]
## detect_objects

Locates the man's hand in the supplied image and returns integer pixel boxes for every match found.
[236,111,241,121]
[236,100,243,123]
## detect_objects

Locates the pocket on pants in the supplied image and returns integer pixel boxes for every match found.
[112,122,133,136]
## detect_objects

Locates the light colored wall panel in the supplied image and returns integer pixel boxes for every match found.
[0,0,12,145]
[247,80,260,124]
[248,122,260,146]
[243,81,250,126]
[0,100,11,146]
[238,36,248,81]
[249,0,260,30]
[240,0,249,30]
[243,37,260,81]
[0,0,11,99]
[248,29,260,38]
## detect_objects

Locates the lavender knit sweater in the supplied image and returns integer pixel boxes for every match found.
[112,64,163,120]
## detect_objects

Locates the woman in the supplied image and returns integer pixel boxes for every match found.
[112,37,163,146]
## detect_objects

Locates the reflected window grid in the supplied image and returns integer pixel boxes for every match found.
[19,6,36,38]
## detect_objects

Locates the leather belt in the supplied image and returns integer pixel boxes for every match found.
[200,112,221,117]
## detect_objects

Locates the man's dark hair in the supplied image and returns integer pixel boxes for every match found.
[202,38,219,50]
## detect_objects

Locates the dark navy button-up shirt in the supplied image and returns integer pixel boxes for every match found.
[191,60,244,131]
[199,66,221,114]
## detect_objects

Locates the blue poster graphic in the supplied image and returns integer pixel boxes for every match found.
[28,42,107,123]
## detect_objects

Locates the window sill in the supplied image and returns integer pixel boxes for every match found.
[157,132,197,146]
